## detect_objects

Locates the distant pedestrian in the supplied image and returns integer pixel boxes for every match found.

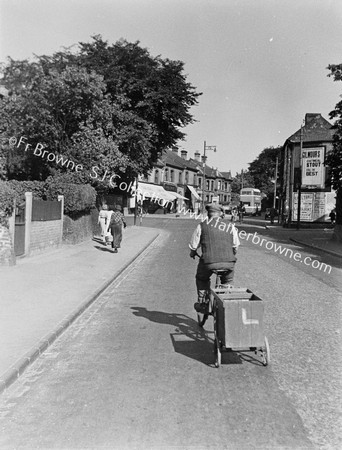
[238,203,245,223]
[329,209,336,226]
[98,204,109,243]
[270,207,276,224]
[108,205,127,253]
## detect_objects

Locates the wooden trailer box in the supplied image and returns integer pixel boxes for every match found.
[212,288,265,349]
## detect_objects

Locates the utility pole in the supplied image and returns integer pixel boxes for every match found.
[296,124,304,230]
[201,141,216,213]
[133,176,138,226]
[273,156,278,209]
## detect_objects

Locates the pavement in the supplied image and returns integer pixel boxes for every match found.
[0,216,341,395]
[0,225,161,394]
[240,218,342,259]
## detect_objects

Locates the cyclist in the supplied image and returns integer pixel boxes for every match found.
[189,203,240,312]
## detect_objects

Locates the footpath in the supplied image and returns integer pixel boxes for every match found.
[240,217,342,259]
[0,225,160,394]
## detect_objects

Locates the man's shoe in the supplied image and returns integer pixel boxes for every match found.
[194,302,209,314]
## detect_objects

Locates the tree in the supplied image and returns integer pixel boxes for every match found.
[0,36,201,183]
[231,170,255,194]
[326,63,342,241]
[248,146,282,198]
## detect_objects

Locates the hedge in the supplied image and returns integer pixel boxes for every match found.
[1,179,96,216]
[44,179,96,215]
[7,180,46,202]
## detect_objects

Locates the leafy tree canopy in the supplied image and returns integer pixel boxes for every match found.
[248,146,282,196]
[326,64,342,192]
[0,35,201,183]
[231,171,255,194]
[326,63,342,228]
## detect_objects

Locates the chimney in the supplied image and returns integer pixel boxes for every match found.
[305,113,320,125]
[180,150,187,160]
[172,146,178,154]
[201,155,207,164]
[194,151,201,162]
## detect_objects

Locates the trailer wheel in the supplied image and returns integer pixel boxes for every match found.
[214,338,221,368]
[261,336,270,366]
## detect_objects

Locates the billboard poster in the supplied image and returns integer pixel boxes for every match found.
[293,191,335,222]
[301,147,325,187]
[292,193,313,221]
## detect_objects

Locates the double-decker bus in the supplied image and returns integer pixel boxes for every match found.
[239,188,261,214]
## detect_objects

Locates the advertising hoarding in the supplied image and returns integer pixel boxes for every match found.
[301,147,325,188]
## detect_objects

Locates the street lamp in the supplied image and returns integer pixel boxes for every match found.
[201,141,217,213]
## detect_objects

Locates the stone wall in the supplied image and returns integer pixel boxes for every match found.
[0,225,16,266]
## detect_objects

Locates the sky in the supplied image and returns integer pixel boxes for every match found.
[1,0,341,176]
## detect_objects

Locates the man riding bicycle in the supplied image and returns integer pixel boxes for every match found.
[189,203,240,312]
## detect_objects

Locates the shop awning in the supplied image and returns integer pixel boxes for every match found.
[187,185,201,201]
[167,192,188,200]
[132,182,174,202]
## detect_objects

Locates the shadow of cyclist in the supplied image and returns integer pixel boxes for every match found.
[131,306,241,366]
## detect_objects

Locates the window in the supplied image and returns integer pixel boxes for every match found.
[206,180,210,190]
[170,170,174,182]
[198,177,202,188]
[164,169,168,181]
[179,172,182,184]
[154,170,159,184]
[211,180,214,191]
[218,180,221,190]
[185,171,189,183]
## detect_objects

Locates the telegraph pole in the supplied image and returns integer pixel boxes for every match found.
[201,141,216,213]
[296,124,304,230]
[273,156,278,209]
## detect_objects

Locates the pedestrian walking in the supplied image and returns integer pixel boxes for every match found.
[270,207,276,224]
[329,209,336,226]
[238,203,245,223]
[98,204,109,243]
[231,207,238,222]
[108,205,127,253]
[189,203,240,312]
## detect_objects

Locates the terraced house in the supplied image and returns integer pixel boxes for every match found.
[139,147,232,214]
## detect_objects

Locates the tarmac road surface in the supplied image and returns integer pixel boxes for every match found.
[0,218,341,449]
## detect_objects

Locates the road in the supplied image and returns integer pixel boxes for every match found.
[0,218,341,449]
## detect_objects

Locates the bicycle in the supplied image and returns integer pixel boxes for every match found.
[195,269,228,328]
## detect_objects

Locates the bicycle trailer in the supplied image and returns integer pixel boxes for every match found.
[210,287,270,367]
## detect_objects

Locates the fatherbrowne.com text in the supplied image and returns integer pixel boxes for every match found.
[179,207,332,274]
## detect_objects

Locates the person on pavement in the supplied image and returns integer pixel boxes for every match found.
[108,205,127,253]
[98,204,109,243]
[238,203,245,223]
[189,203,240,312]
[270,207,277,224]
[329,209,336,226]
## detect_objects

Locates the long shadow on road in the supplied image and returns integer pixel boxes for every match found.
[131,306,246,367]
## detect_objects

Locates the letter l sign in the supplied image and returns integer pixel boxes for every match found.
[242,308,259,325]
